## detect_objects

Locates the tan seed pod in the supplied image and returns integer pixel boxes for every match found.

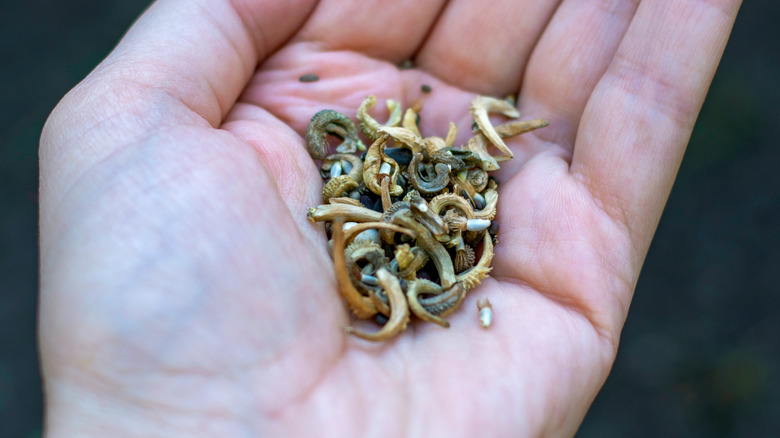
[322,175,359,203]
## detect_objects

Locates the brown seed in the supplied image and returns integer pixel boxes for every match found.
[299,73,320,83]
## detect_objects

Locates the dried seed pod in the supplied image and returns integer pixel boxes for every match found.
[307,204,382,223]
[357,95,403,142]
[456,232,494,290]
[328,197,363,207]
[322,175,359,203]
[305,110,365,159]
[408,280,467,328]
[363,134,403,197]
[467,168,489,192]
[402,107,422,137]
[408,153,450,195]
[345,267,410,341]
[429,193,476,221]
[474,182,499,221]
[470,96,520,159]
[394,213,456,290]
[378,126,426,155]
[345,239,388,295]
[331,218,381,319]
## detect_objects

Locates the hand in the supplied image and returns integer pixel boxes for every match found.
[39,0,741,436]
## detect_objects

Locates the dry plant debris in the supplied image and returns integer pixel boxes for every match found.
[305,95,547,341]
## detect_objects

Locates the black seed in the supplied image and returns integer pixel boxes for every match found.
[373,313,389,325]
[360,194,375,208]
[299,73,319,83]
[421,84,432,93]
[385,147,413,166]
[474,197,486,210]
[489,221,500,234]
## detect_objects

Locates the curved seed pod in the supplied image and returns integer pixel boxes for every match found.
[379,201,411,244]
[394,213,456,290]
[409,196,448,237]
[456,232,494,290]
[493,118,549,137]
[377,126,426,155]
[465,133,500,171]
[340,221,416,319]
[402,107,422,137]
[464,118,550,170]
[470,96,520,158]
[419,282,467,321]
[357,95,403,141]
[307,204,382,223]
[329,196,363,207]
[474,184,499,221]
[467,168,489,192]
[450,171,477,201]
[424,136,448,157]
[324,153,364,183]
[332,218,379,319]
[444,122,458,148]
[305,110,365,159]
[406,279,449,327]
[429,193,476,220]
[322,175,359,203]
[430,149,465,170]
[345,240,390,314]
[345,268,410,341]
[363,134,403,197]
[408,153,450,195]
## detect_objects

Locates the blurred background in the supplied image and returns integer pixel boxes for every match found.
[1,1,777,437]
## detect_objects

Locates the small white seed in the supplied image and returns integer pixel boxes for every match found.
[361,274,380,286]
[343,221,358,231]
[329,161,343,179]
[466,218,491,231]
[341,160,353,175]
[379,162,392,175]
[477,298,492,328]
[354,229,380,244]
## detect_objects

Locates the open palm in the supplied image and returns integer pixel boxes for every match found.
[39,0,740,436]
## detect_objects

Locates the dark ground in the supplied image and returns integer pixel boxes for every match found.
[1,1,777,437]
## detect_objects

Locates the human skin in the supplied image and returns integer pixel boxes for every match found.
[38,0,741,436]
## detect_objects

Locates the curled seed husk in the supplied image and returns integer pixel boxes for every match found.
[467,168,489,192]
[357,95,403,142]
[408,153,450,195]
[306,110,365,159]
[322,175,359,203]
[363,134,403,197]
[470,96,520,159]
[307,204,382,223]
[456,231,494,290]
[345,267,410,341]
[332,218,380,319]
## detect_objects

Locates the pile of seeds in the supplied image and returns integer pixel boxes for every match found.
[305,95,547,341]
